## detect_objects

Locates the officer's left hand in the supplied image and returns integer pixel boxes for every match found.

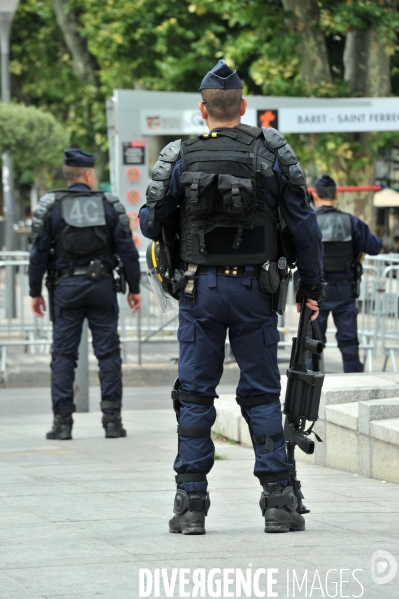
[127,293,142,313]
[31,296,46,318]
[296,299,319,321]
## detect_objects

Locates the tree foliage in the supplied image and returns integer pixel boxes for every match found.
[0,103,69,188]
[7,0,399,195]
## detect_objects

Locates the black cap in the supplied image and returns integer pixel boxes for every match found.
[199,60,243,91]
[64,148,96,168]
[314,173,336,187]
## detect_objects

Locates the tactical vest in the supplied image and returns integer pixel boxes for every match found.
[317,207,354,273]
[55,189,110,261]
[178,128,279,266]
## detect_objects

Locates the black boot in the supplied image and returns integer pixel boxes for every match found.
[260,483,305,533]
[46,415,73,440]
[169,489,210,535]
[102,413,127,438]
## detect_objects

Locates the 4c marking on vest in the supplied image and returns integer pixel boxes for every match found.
[62,195,106,228]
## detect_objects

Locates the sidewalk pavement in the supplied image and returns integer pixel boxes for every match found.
[2,335,372,388]
[0,386,398,598]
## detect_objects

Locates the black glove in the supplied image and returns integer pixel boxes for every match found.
[296,280,327,308]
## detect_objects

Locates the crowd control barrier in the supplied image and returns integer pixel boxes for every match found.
[1,252,399,379]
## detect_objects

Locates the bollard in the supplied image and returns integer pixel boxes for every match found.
[74,319,89,412]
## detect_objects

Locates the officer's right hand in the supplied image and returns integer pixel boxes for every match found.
[31,296,46,318]
[295,280,327,307]
[127,293,142,313]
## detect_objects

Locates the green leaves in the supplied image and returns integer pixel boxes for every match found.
[0,103,69,172]
[7,0,399,190]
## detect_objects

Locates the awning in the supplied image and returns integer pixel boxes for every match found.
[373,188,399,208]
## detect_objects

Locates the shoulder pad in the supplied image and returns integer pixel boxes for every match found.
[147,180,167,203]
[104,192,119,204]
[146,140,181,228]
[104,192,131,237]
[262,128,307,191]
[30,192,56,243]
[287,163,306,188]
[159,140,181,163]
[262,127,287,149]
[151,160,173,181]
[277,143,298,166]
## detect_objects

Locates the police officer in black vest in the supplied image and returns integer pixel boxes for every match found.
[140,60,325,535]
[312,174,382,372]
[29,149,142,439]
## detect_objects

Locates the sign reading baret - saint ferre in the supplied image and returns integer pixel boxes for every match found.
[278,102,399,133]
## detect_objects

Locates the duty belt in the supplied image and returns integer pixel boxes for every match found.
[325,278,352,286]
[197,265,261,279]
[58,266,113,278]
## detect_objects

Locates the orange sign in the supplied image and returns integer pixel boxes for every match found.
[257,109,279,129]
[127,167,140,182]
[128,212,139,228]
[133,234,141,247]
[127,189,141,204]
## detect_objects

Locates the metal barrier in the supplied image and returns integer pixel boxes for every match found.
[1,251,399,376]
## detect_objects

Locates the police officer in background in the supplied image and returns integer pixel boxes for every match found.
[29,149,142,440]
[312,174,382,373]
[140,60,325,535]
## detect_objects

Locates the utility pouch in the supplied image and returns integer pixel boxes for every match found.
[217,174,253,214]
[260,261,280,294]
[180,172,217,213]
[86,259,102,281]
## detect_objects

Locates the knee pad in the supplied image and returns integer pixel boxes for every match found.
[171,377,215,438]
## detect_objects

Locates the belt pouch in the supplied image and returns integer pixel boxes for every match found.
[260,261,280,293]
[86,259,102,281]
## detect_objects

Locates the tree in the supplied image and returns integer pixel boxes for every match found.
[10,0,230,159]
[8,0,399,225]
[0,103,69,197]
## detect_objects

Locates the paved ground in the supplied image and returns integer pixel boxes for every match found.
[0,386,398,598]
[2,333,370,388]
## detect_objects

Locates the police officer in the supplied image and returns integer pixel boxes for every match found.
[312,174,382,372]
[29,149,142,439]
[140,61,324,534]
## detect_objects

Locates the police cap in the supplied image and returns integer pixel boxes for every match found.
[64,148,96,168]
[314,173,336,188]
[199,59,243,91]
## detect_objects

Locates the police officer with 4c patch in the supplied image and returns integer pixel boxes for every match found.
[29,149,142,440]
[140,61,325,535]
[312,174,382,373]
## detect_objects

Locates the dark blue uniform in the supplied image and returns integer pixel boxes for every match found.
[140,130,323,494]
[29,182,141,416]
[313,206,382,372]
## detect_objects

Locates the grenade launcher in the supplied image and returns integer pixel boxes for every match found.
[283,299,325,514]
